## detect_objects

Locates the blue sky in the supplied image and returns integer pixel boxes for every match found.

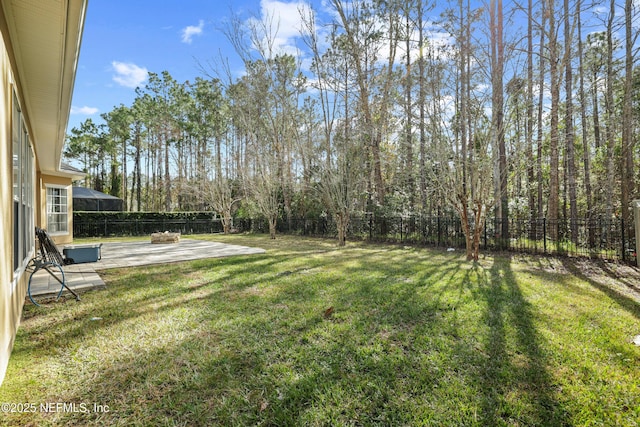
[68,0,616,134]
[68,0,313,131]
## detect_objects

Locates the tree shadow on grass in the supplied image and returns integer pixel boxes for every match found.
[15,253,281,357]
[478,257,569,426]
[5,246,579,425]
[18,266,439,425]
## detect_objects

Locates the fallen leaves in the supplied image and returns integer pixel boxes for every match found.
[323,306,334,318]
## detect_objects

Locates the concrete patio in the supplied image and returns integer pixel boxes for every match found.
[27,239,266,301]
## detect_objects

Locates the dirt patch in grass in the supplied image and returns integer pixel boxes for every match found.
[510,252,640,303]
[566,258,640,302]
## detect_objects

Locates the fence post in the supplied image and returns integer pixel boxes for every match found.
[621,217,625,262]
[543,218,547,254]
[633,200,640,267]
[484,223,487,249]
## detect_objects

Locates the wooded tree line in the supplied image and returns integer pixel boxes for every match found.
[65,0,639,259]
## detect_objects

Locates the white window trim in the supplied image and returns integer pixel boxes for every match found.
[12,90,36,287]
[45,184,71,235]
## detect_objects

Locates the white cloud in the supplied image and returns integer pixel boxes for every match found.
[181,20,204,44]
[71,105,99,115]
[111,61,148,88]
[249,0,311,57]
[260,0,306,38]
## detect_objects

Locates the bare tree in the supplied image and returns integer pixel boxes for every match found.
[428,128,494,261]
[300,6,338,172]
[432,0,494,261]
[245,155,281,239]
[204,177,242,234]
[229,68,282,239]
[301,6,363,245]
[317,132,367,246]
[330,0,400,207]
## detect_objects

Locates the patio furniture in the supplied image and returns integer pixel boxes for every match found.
[27,227,80,306]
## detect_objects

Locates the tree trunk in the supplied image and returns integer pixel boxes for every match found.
[526,0,536,236]
[331,0,391,207]
[472,202,485,262]
[564,0,578,244]
[591,68,602,151]
[535,1,546,222]
[604,0,616,223]
[547,0,560,238]
[336,213,348,247]
[268,216,277,240]
[491,0,508,248]
[164,136,172,212]
[403,8,414,211]
[459,201,474,261]
[418,4,427,213]
[576,0,593,231]
[222,210,232,234]
[621,0,635,240]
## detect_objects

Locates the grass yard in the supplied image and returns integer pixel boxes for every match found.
[1,235,639,426]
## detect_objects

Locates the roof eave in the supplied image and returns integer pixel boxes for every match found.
[1,0,88,176]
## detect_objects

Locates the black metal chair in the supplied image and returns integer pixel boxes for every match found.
[27,227,80,306]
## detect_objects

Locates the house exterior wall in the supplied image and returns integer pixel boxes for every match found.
[0,0,86,386]
[0,28,30,387]
[39,173,74,245]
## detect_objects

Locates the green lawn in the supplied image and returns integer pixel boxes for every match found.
[1,235,639,426]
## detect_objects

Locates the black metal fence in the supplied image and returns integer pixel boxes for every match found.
[236,215,635,263]
[73,213,224,237]
[74,212,637,264]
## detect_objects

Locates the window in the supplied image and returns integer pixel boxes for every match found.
[12,93,34,273]
[46,187,69,234]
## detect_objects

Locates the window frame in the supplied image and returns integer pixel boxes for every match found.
[12,91,35,278]
[46,185,70,235]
